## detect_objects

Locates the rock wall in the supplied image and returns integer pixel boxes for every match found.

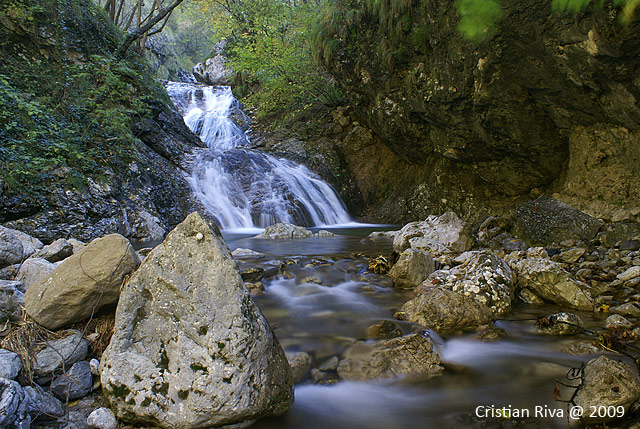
[310,0,640,222]
[0,0,205,243]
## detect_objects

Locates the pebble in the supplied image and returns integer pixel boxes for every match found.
[617,266,640,282]
[87,407,118,429]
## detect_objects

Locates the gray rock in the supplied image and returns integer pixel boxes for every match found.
[573,356,640,424]
[10,229,43,259]
[367,320,402,339]
[605,314,634,330]
[285,351,311,384]
[51,361,93,401]
[0,264,19,280]
[16,258,56,290]
[514,258,594,310]
[315,230,335,237]
[0,226,24,269]
[240,267,264,282]
[33,330,89,384]
[318,356,339,371]
[24,384,65,419]
[89,359,100,376]
[610,302,640,318]
[0,280,25,322]
[87,407,118,429]
[597,222,640,248]
[32,238,74,263]
[512,196,603,246]
[393,212,472,256]
[0,378,31,428]
[231,248,263,257]
[67,238,87,253]
[560,247,586,264]
[193,54,232,86]
[25,234,141,330]
[256,223,313,239]
[100,212,293,428]
[0,349,21,380]
[337,334,443,381]
[419,251,515,315]
[388,248,434,289]
[617,266,640,282]
[535,312,583,336]
[401,286,493,334]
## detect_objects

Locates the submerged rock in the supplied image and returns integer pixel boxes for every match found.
[337,334,443,381]
[535,312,583,336]
[100,212,293,428]
[573,356,640,424]
[393,212,472,256]
[514,258,594,310]
[400,286,492,334]
[24,234,140,330]
[512,196,603,246]
[256,223,313,239]
[418,250,515,315]
[286,351,312,384]
[367,320,402,339]
[388,248,434,289]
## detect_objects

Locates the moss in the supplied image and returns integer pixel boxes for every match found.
[110,383,131,399]
[0,0,171,211]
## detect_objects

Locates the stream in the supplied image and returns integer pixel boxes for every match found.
[166,82,617,428]
[224,229,608,429]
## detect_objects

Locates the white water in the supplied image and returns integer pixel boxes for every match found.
[166,82,351,230]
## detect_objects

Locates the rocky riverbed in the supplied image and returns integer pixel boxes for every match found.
[1,197,640,428]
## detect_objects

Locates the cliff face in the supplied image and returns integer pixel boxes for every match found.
[314,0,640,221]
[0,0,204,242]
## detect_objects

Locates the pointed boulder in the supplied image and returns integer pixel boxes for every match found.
[100,212,293,428]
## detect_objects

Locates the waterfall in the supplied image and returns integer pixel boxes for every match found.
[166,82,351,230]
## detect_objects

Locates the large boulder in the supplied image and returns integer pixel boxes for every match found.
[337,334,443,381]
[388,248,434,288]
[192,54,232,86]
[100,212,293,428]
[0,226,24,269]
[24,234,140,330]
[0,280,25,322]
[15,258,56,290]
[514,258,594,310]
[417,251,515,315]
[512,196,603,246]
[393,212,472,256]
[400,286,493,334]
[573,356,640,424]
[256,223,313,239]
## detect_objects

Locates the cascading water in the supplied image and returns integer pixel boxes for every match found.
[166,82,351,230]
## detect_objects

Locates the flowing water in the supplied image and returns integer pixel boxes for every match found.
[226,232,613,429]
[166,82,350,230]
[165,82,616,428]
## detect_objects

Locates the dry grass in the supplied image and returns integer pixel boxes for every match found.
[0,312,64,385]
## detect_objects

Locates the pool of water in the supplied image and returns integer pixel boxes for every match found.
[226,227,617,429]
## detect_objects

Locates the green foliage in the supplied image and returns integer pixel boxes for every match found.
[198,0,344,126]
[455,0,502,42]
[0,0,164,202]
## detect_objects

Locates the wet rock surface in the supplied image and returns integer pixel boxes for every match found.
[256,223,313,239]
[337,334,443,381]
[388,248,434,289]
